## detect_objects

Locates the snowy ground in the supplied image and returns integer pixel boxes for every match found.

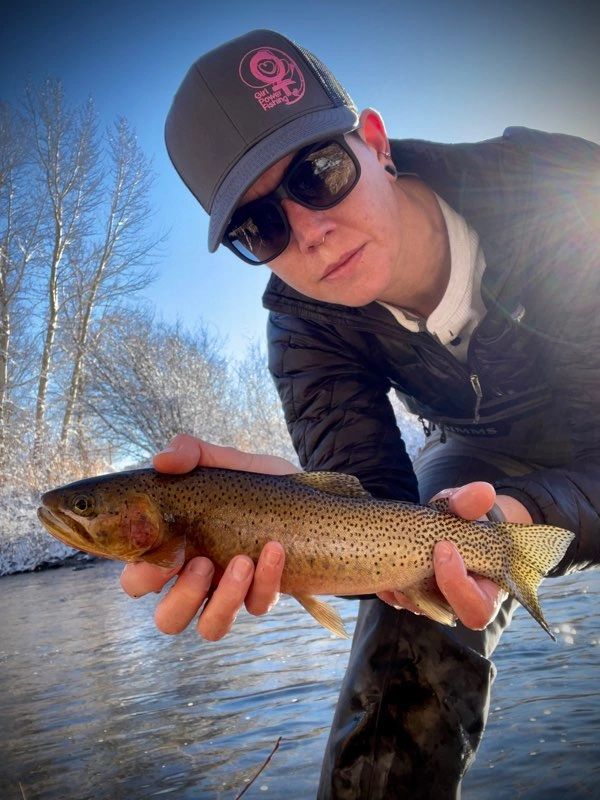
[0,486,80,576]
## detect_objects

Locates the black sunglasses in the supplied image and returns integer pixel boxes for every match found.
[222,137,361,265]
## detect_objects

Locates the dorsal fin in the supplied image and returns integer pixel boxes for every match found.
[287,471,371,498]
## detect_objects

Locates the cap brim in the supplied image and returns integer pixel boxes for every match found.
[208,106,358,252]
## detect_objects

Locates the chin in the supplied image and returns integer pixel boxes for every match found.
[339,294,379,308]
[321,280,387,308]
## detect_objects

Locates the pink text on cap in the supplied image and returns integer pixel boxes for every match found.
[239,46,306,111]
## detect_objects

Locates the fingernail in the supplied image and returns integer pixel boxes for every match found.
[453,486,470,500]
[436,543,453,564]
[231,557,252,581]
[189,558,213,578]
[157,445,177,455]
[265,547,282,568]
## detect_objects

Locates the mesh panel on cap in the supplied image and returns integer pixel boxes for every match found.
[293,42,358,111]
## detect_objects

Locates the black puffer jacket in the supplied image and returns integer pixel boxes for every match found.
[263,127,600,571]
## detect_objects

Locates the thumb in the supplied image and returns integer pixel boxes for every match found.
[445,482,496,521]
[153,434,202,474]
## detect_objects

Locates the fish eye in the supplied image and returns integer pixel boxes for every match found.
[71,494,95,517]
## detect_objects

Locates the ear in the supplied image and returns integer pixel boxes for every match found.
[357,108,390,159]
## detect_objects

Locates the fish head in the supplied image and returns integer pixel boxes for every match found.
[37,472,168,563]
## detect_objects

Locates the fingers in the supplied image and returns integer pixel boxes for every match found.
[150,542,284,640]
[153,558,215,634]
[152,554,254,639]
[120,561,181,597]
[381,482,507,628]
[433,541,506,629]
[379,538,506,630]
[245,542,285,615]
[153,434,202,474]
[196,542,285,638]
[376,589,423,616]
[128,434,294,641]
[431,482,496,521]
[196,555,255,640]
[153,433,299,475]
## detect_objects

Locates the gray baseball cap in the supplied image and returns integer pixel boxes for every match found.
[165,29,359,253]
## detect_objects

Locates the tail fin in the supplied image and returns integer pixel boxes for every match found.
[496,522,574,639]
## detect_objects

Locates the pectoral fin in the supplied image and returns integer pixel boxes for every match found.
[403,579,457,627]
[294,594,349,638]
[143,535,186,569]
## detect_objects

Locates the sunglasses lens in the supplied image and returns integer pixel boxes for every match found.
[288,141,358,208]
[226,201,288,263]
[224,139,360,264]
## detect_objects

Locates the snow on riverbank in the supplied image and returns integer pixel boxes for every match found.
[0,486,80,576]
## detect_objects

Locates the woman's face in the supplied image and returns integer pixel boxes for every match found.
[236,121,426,310]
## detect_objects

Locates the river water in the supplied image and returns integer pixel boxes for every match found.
[0,561,598,799]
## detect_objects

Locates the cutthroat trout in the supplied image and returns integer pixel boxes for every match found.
[38,467,574,639]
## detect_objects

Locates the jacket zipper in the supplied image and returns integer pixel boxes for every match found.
[470,373,483,423]
[418,331,485,425]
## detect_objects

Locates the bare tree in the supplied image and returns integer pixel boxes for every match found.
[235,340,297,463]
[59,117,157,451]
[0,80,162,486]
[86,310,236,460]
[0,103,44,473]
[23,79,100,458]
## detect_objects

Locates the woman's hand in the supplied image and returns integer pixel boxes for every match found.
[377,481,532,630]
[120,434,299,640]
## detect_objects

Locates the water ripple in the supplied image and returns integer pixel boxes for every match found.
[0,561,598,799]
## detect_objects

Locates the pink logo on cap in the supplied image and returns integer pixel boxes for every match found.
[239,46,305,111]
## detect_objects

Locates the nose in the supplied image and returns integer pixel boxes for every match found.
[282,198,334,254]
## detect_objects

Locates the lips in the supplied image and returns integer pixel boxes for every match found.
[321,245,364,281]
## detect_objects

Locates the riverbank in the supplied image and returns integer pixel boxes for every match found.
[0,486,82,576]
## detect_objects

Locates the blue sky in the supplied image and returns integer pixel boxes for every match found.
[2,0,599,356]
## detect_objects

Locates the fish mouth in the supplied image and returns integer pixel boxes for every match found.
[37,506,110,559]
